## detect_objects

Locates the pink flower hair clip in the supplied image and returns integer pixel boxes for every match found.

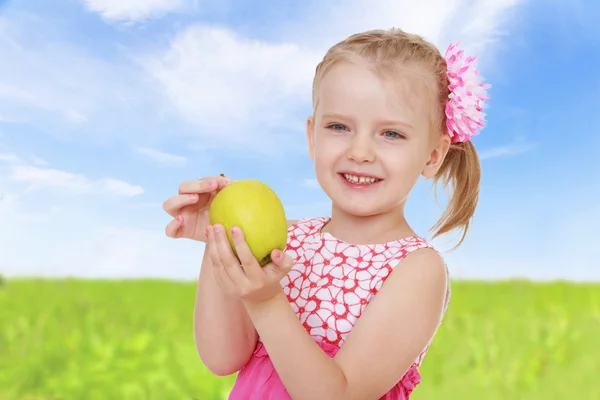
[444,42,491,143]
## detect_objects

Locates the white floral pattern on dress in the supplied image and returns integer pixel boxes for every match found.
[278,217,451,367]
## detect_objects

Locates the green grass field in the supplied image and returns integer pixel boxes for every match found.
[1,278,598,400]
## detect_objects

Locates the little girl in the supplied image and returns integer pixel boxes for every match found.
[163,28,490,399]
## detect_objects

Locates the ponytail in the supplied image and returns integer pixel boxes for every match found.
[430,141,481,249]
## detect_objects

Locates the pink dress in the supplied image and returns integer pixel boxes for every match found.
[229,217,451,399]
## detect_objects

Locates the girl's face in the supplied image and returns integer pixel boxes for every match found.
[307,59,450,218]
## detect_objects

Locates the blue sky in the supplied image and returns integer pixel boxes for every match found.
[0,0,598,281]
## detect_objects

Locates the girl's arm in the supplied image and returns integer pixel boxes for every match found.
[193,219,299,376]
[193,249,258,376]
[244,248,448,400]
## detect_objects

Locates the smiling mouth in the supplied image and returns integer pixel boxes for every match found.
[340,173,382,185]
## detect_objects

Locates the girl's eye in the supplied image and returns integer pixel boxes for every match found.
[383,130,403,139]
[327,124,348,131]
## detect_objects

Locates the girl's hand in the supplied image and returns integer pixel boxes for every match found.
[207,223,295,304]
[162,175,231,242]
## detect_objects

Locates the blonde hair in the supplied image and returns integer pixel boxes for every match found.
[311,28,481,248]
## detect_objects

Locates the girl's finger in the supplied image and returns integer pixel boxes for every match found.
[213,224,251,286]
[209,226,242,293]
[264,249,295,280]
[207,226,224,270]
[230,227,265,282]
[162,194,199,217]
[165,215,183,238]
[178,175,231,195]
[206,227,234,293]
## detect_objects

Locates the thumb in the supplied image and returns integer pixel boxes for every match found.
[267,249,294,276]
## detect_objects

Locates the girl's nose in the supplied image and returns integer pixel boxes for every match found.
[346,135,376,164]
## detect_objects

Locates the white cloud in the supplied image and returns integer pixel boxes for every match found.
[136,147,187,166]
[0,191,20,219]
[139,25,321,150]
[0,146,49,167]
[0,161,195,280]
[9,165,144,197]
[280,0,522,56]
[31,156,48,166]
[102,178,145,197]
[437,204,600,282]
[82,0,186,23]
[0,12,160,144]
[0,54,105,126]
[0,208,203,279]
[0,152,21,164]
[554,205,600,280]
[479,139,538,160]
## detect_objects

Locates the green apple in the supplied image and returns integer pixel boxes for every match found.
[208,179,288,266]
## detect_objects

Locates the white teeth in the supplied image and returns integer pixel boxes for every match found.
[343,174,378,184]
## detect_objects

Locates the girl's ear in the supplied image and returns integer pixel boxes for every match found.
[306,116,315,160]
[422,135,450,178]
